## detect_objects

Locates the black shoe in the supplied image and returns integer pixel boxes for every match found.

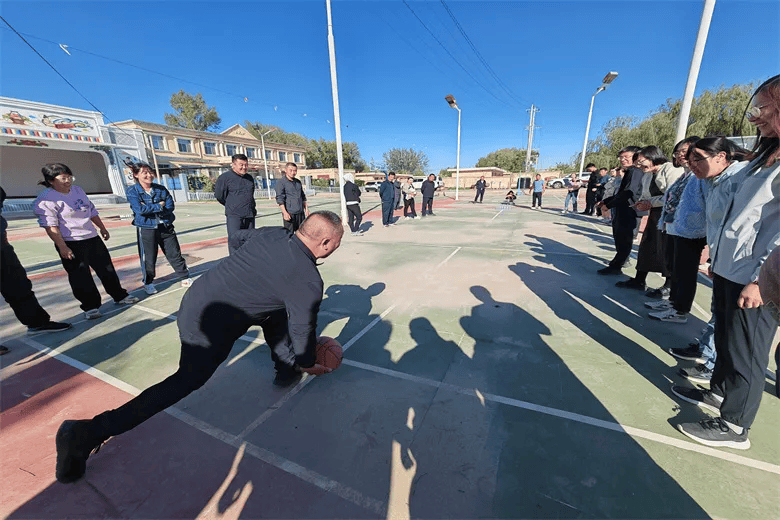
[55,420,104,484]
[677,418,750,450]
[668,346,707,364]
[670,385,722,414]
[645,286,671,299]
[597,266,623,275]
[273,369,302,388]
[0,345,9,356]
[27,321,72,335]
[615,278,646,290]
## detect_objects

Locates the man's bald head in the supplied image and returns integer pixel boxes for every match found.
[297,211,344,259]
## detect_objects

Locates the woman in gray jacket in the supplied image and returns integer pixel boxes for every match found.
[672,75,780,450]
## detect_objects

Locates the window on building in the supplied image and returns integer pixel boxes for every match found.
[245,147,256,159]
[203,142,216,155]
[150,135,165,150]
[265,149,273,161]
[166,175,182,190]
[293,153,301,163]
[278,151,287,162]
[177,139,192,153]
[226,144,237,156]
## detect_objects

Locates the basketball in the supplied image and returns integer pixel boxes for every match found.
[316,336,343,370]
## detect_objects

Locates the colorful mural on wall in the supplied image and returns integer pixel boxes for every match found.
[0,104,102,143]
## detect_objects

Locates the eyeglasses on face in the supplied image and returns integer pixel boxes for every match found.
[747,104,769,120]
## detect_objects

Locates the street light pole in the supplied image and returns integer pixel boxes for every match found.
[260,129,273,200]
[578,71,618,176]
[445,94,461,201]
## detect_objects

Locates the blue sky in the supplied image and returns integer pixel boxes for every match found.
[1,0,777,172]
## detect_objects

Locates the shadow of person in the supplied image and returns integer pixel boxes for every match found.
[317,282,385,345]
[449,286,708,518]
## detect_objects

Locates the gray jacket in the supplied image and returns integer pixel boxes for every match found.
[275,175,307,214]
[707,157,780,285]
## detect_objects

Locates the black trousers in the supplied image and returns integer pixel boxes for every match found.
[608,207,637,268]
[90,309,294,439]
[1,240,50,327]
[226,216,255,253]
[532,192,542,207]
[137,225,189,285]
[404,198,417,217]
[381,202,394,225]
[58,237,128,311]
[474,189,485,203]
[282,212,305,234]
[584,189,597,214]
[595,188,605,216]
[422,197,433,216]
[711,275,777,429]
[347,204,362,232]
[671,235,706,314]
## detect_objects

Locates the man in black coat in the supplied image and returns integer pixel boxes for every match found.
[420,174,437,216]
[215,154,257,253]
[276,162,309,234]
[54,212,344,484]
[474,176,487,203]
[582,163,599,215]
[379,172,397,226]
[597,147,643,275]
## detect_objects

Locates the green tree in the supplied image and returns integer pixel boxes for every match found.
[164,90,221,131]
[475,147,539,172]
[576,83,756,168]
[306,138,364,169]
[439,167,453,178]
[382,147,430,176]
[244,121,309,148]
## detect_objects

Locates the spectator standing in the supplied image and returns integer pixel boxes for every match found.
[528,174,545,208]
[1,186,72,344]
[597,146,644,275]
[125,163,192,294]
[672,81,780,449]
[420,174,436,216]
[34,164,138,320]
[582,163,600,215]
[561,173,582,214]
[215,154,256,252]
[474,176,487,203]
[379,172,397,226]
[393,177,403,210]
[594,168,610,216]
[343,173,363,236]
[600,168,622,223]
[402,176,417,219]
[615,146,683,292]
[276,162,309,234]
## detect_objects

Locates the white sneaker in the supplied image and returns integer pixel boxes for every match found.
[644,300,673,310]
[660,311,688,324]
[181,278,193,288]
[649,308,677,319]
[144,284,157,295]
[85,309,102,320]
[115,295,139,305]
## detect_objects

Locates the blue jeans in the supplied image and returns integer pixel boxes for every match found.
[697,298,717,370]
[564,192,578,212]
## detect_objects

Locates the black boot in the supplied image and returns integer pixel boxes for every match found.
[55,420,106,483]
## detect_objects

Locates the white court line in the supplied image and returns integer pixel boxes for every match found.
[17,336,386,517]
[434,247,461,271]
[341,359,780,476]
[490,208,504,221]
[602,294,641,318]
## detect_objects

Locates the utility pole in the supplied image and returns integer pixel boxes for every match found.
[325,0,348,225]
[525,105,539,172]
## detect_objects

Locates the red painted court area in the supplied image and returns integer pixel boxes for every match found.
[0,349,371,519]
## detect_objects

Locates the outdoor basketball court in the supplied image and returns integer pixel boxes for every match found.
[1,190,778,519]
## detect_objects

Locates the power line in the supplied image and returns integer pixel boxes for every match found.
[439,0,531,107]
[402,0,522,109]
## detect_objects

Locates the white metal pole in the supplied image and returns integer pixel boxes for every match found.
[325,0,348,225]
[261,133,271,199]
[455,106,461,201]
[578,92,598,175]
[675,0,716,144]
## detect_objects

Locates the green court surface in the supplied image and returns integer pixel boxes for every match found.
[2,190,779,519]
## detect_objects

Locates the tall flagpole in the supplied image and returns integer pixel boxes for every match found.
[325,0,347,225]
